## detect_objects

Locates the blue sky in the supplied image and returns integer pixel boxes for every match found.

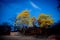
[0,0,60,25]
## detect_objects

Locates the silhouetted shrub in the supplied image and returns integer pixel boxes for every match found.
[0,22,11,35]
[47,21,60,36]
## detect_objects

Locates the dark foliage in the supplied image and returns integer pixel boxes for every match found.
[47,21,60,36]
[0,22,11,35]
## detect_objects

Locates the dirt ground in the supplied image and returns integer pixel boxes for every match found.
[0,32,57,40]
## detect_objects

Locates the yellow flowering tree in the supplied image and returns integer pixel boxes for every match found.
[15,10,30,26]
[28,18,33,27]
[38,14,54,28]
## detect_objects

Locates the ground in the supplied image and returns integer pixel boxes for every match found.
[0,32,56,40]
